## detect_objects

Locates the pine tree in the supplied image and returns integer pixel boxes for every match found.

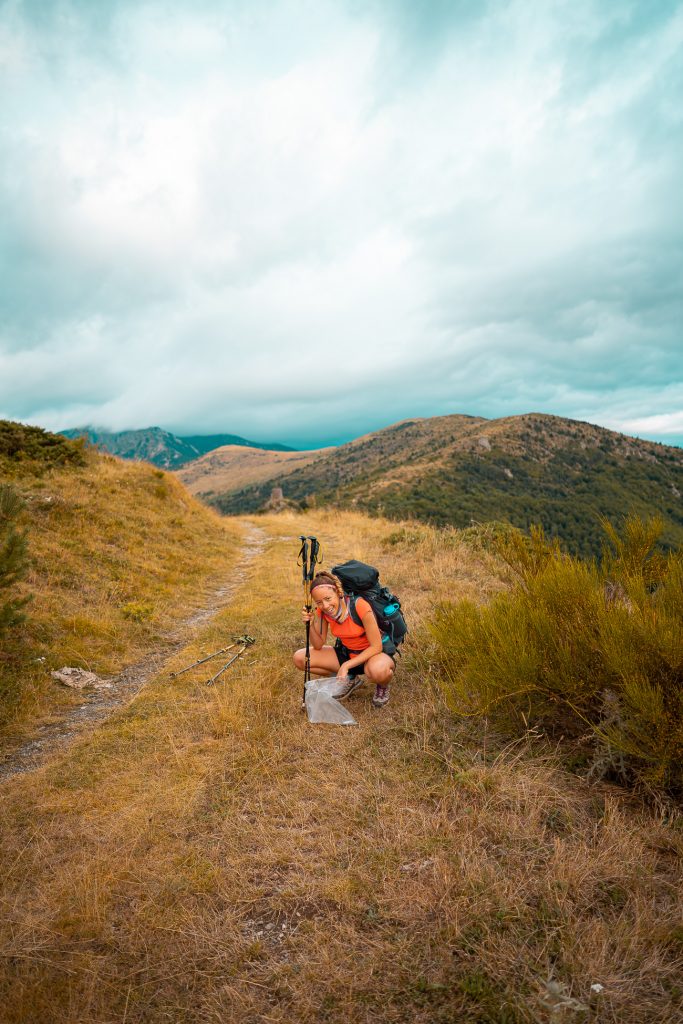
[0,483,30,637]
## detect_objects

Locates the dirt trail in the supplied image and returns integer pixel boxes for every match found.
[0,522,267,782]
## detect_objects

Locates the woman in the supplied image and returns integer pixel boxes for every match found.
[293,570,395,708]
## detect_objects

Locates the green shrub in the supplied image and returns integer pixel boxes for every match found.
[381,526,424,548]
[429,516,683,795]
[0,483,30,638]
[0,419,86,469]
[460,520,546,557]
[121,601,154,623]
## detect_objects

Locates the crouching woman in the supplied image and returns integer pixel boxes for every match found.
[293,570,395,708]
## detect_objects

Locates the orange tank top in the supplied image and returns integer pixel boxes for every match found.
[316,597,374,652]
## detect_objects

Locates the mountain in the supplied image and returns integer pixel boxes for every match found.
[208,413,683,557]
[175,443,332,497]
[60,427,294,468]
[177,434,294,456]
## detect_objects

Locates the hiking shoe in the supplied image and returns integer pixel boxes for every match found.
[333,675,364,699]
[372,684,390,708]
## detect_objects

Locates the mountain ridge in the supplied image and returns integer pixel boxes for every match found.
[60,426,295,468]
[206,412,683,558]
[176,443,334,497]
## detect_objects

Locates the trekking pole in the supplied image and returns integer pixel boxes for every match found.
[170,636,256,678]
[205,635,256,685]
[170,644,238,678]
[298,535,321,706]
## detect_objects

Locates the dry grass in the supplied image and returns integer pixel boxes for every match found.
[0,451,243,741]
[175,444,333,497]
[0,509,681,1023]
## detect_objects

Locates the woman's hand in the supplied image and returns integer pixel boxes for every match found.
[337,661,351,680]
[301,606,313,623]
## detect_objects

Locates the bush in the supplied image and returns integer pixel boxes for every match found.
[0,419,86,469]
[381,526,424,548]
[457,519,527,553]
[0,483,30,638]
[429,516,683,795]
[121,601,154,623]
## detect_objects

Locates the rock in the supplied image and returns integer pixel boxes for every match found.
[503,467,514,479]
[51,667,111,690]
[539,979,588,1014]
[262,486,296,513]
[400,857,434,873]
[477,436,491,450]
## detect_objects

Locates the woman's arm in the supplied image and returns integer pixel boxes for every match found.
[302,608,328,649]
[338,606,383,675]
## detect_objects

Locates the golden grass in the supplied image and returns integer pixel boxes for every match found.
[0,509,681,1022]
[175,444,332,496]
[0,451,243,741]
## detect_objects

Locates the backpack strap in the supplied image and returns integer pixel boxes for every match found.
[348,594,398,657]
[348,594,377,629]
[348,594,363,628]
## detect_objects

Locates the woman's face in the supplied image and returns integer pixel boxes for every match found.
[311,585,340,616]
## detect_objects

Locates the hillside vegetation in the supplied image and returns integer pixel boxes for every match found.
[1,510,681,1023]
[0,421,243,738]
[430,516,683,795]
[176,442,331,497]
[211,413,683,558]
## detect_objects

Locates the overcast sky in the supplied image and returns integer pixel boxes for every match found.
[1,0,681,449]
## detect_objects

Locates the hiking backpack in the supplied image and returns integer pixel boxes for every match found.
[331,560,408,651]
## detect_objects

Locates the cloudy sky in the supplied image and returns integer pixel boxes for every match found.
[1,0,681,449]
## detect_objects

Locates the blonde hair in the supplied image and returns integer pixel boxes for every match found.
[310,571,344,601]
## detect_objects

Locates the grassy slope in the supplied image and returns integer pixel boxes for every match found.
[175,443,332,497]
[213,414,683,558]
[0,446,243,739]
[0,510,680,1023]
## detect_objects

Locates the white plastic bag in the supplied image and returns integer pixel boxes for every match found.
[305,678,358,726]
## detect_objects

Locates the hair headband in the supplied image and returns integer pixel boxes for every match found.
[310,574,339,592]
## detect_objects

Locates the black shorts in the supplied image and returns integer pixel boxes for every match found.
[334,638,397,678]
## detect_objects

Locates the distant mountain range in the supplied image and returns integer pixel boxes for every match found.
[60,427,294,468]
[202,413,683,558]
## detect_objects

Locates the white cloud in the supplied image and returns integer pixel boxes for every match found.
[0,0,681,446]
[618,411,683,436]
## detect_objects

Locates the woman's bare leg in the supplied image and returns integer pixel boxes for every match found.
[364,653,395,685]
[293,646,341,677]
